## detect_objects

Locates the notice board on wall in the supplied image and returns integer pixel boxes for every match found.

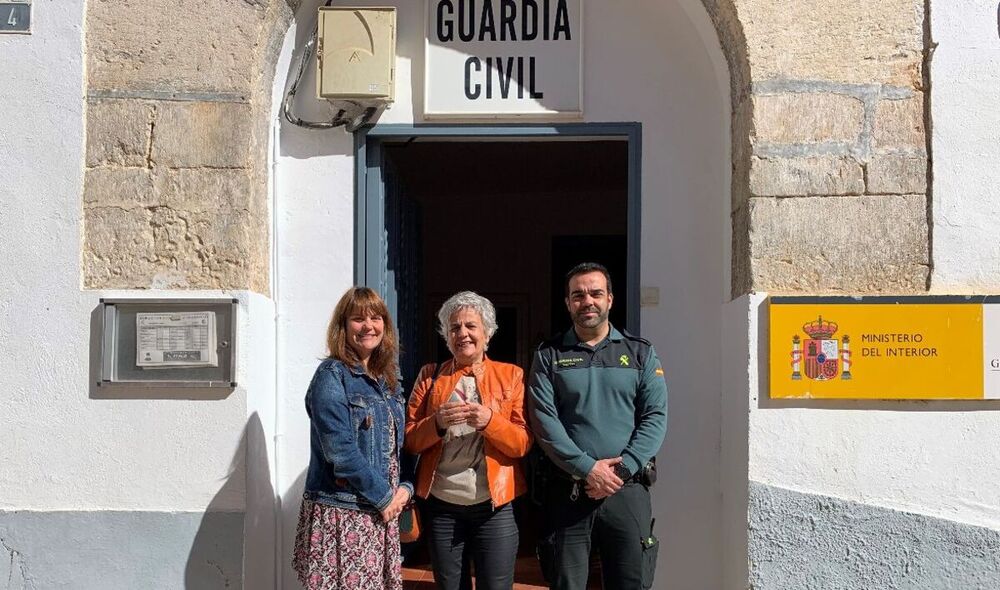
[768,296,1000,400]
[98,298,237,389]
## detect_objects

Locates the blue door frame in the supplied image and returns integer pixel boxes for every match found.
[353,122,643,333]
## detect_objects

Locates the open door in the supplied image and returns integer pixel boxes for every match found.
[383,155,425,388]
[358,126,640,587]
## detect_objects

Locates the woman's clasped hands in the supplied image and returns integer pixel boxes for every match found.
[435,400,493,431]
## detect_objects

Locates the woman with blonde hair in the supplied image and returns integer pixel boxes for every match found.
[405,291,533,590]
[293,286,412,590]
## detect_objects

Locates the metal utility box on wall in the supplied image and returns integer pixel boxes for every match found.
[317,7,396,102]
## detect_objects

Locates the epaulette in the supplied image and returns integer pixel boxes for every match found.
[536,332,565,351]
[619,329,652,346]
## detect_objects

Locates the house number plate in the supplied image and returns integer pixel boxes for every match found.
[0,1,31,34]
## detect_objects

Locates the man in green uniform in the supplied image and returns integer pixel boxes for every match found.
[528,262,668,590]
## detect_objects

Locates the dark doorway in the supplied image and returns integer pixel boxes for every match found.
[383,140,630,386]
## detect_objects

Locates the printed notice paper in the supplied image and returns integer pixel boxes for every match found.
[136,311,218,369]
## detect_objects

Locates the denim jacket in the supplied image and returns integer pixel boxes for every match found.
[303,358,412,512]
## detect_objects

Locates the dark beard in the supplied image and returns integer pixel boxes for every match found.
[573,307,608,329]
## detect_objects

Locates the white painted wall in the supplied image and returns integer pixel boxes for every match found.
[272,1,730,588]
[0,1,262,514]
[731,295,1000,531]
[735,0,1000,536]
[930,0,1000,291]
[0,0,88,506]
[720,293,761,590]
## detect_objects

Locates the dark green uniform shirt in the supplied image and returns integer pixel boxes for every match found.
[527,326,668,479]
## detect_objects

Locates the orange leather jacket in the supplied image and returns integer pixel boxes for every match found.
[404,357,533,507]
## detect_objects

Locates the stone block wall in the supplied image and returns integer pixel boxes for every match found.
[705,0,930,295]
[82,0,299,292]
[747,81,929,292]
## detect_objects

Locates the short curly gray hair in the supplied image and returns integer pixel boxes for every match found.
[437,291,498,342]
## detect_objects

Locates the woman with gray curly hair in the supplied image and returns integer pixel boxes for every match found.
[404,291,533,590]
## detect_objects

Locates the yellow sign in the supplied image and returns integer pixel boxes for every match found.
[769,297,1000,400]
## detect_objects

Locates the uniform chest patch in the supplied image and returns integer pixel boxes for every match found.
[556,356,586,368]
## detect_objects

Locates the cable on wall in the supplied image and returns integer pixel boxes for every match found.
[282,1,379,132]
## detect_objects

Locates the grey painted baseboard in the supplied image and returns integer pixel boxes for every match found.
[0,510,244,589]
[749,482,1000,590]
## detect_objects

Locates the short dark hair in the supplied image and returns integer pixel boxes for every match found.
[565,262,613,295]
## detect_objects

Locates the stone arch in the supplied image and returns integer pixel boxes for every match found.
[270,4,739,588]
[699,0,754,296]
[82,0,930,297]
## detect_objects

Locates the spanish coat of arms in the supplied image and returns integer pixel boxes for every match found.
[790,316,852,381]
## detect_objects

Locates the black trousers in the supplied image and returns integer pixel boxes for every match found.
[421,496,519,590]
[541,480,658,590]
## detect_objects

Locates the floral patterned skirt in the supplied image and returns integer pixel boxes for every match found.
[292,457,402,590]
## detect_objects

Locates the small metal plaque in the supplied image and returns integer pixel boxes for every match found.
[0,1,31,34]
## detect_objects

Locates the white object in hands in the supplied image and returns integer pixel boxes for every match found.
[443,377,478,441]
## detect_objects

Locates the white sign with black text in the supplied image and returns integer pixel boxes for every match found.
[984,304,1000,399]
[425,0,583,118]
